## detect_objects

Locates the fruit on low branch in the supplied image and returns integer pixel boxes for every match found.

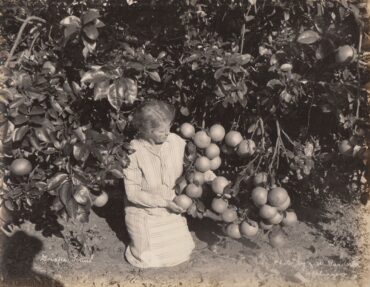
[335,45,356,64]
[253,172,268,186]
[225,131,243,148]
[268,187,289,207]
[73,185,91,205]
[240,220,259,237]
[205,143,220,159]
[174,194,193,210]
[195,156,211,172]
[268,212,283,225]
[282,210,298,226]
[252,187,268,206]
[226,223,242,239]
[209,156,222,170]
[221,208,238,223]
[276,196,291,211]
[211,197,228,213]
[211,176,229,195]
[259,204,278,219]
[188,171,205,185]
[93,191,108,207]
[193,131,211,149]
[268,230,285,248]
[10,158,32,176]
[180,123,195,139]
[185,183,203,198]
[209,124,225,142]
[236,139,256,157]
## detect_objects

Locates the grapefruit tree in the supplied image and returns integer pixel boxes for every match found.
[0,0,368,254]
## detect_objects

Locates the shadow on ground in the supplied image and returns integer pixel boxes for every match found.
[92,186,130,245]
[0,230,64,287]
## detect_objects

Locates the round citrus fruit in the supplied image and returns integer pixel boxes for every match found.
[209,124,225,142]
[10,158,32,176]
[236,139,256,157]
[282,209,298,226]
[93,191,109,207]
[211,176,229,195]
[259,204,278,219]
[251,187,268,206]
[180,123,195,139]
[253,172,268,186]
[225,131,243,147]
[174,194,193,210]
[240,220,259,237]
[268,187,289,207]
[226,223,242,239]
[195,156,211,172]
[221,208,238,223]
[336,45,355,63]
[190,171,205,185]
[73,185,91,205]
[185,183,203,199]
[276,196,291,211]
[268,212,283,225]
[193,131,211,149]
[209,156,222,170]
[211,198,228,213]
[268,230,285,248]
[205,143,220,159]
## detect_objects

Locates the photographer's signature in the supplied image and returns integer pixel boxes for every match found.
[39,254,94,264]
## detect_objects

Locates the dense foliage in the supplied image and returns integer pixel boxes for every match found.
[0,0,368,248]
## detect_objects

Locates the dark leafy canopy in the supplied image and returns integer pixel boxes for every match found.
[0,0,368,225]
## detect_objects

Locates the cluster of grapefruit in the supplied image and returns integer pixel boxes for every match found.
[173,123,256,211]
[220,173,298,247]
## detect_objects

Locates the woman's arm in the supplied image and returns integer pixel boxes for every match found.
[123,152,168,208]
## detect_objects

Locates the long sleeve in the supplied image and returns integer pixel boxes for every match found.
[123,152,168,208]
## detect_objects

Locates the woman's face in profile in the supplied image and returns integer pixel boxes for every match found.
[148,121,171,144]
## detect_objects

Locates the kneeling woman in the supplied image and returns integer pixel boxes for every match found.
[122,100,195,268]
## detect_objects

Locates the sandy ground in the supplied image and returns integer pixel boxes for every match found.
[0,192,365,287]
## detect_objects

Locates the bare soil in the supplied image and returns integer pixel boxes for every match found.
[0,189,364,287]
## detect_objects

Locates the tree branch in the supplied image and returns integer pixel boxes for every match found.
[4,16,46,68]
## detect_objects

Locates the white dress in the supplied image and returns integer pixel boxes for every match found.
[122,133,195,268]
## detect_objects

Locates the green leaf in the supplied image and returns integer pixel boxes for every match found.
[110,169,124,179]
[60,16,81,27]
[12,114,28,126]
[29,105,45,115]
[81,70,110,84]
[65,198,78,219]
[59,181,72,206]
[94,19,105,28]
[34,127,51,143]
[47,173,68,191]
[83,25,99,40]
[73,143,90,162]
[147,71,161,82]
[297,30,321,44]
[82,9,100,25]
[94,80,110,100]
[12,125,29,142]
[235,54,252,65]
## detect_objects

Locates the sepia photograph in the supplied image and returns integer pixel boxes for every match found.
[0,0,370,286]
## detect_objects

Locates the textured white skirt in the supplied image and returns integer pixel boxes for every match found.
[124,207,195,268]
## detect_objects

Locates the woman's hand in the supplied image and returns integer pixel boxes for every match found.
[166,200,184,214]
